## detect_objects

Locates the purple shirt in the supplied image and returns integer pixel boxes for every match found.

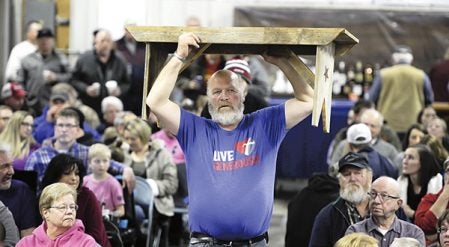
[13,143,40,171]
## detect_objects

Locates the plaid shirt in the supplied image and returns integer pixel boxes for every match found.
[25,142,124,183]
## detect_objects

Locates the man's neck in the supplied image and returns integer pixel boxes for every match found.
[54,140,75,151]
[374,215,396,230]
[355,198,370,218]
[219,123,239,131]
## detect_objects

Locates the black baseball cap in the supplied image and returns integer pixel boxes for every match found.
[338,152,370,172]
[37,28,54,38]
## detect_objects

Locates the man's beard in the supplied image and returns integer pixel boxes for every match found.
[208,101,244,126]
[340,183,369,204]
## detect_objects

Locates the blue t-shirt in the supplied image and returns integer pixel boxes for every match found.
[177,104,287,240]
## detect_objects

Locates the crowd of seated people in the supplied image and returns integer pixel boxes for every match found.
[3,18,449,247]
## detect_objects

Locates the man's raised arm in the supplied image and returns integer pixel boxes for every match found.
[264,54,314,129]
[146,33,200,135]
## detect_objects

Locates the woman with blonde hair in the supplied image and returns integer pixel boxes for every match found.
[123,118,178,242]
[334,232,377,247]
[0,110,39,170]
[16,182,96,246]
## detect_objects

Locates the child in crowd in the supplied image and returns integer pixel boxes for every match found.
[83,143,125,217]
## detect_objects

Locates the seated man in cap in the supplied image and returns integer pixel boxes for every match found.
[345,123,398,180]
[17,27,71,116]
[310,152,408,247]
[33,86,100,144]
[200,57,268,118]
[0,82,27,111]
[346,176,425,246]
[309,152,373,247]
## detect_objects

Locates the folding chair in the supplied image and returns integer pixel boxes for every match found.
[103,218,124,247]
[133,177,154,247]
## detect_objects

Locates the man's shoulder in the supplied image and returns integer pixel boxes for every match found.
[395,218,424,232]
[31,144,54,156]
[76,50,95,62]
[317,198,343,216]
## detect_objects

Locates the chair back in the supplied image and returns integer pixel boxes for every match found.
[133,176,154,247]
[103,218,124,247]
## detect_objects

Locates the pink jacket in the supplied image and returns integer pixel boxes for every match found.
[16,219,98,247]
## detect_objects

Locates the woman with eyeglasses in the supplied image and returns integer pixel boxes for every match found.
[16,182,96,246]
[415,158,449,246]
[0,111,39,170]
[40,153,111,247]
[398,144,442,221]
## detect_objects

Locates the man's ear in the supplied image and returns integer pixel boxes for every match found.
[397,199,403,208]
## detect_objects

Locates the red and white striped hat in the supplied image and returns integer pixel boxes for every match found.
[224,58,252,84]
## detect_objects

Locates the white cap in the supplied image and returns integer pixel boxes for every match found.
[347,123,372,144]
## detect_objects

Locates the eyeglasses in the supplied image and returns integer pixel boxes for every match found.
[50,204,78,212]
[55,123,78,129]
[367,191,400,201]
[21,122,33,128]
[0,117,10,121]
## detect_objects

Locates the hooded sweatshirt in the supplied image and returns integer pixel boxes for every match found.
[16,219,97,247]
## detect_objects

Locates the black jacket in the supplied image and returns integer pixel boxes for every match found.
[285,174,339,247]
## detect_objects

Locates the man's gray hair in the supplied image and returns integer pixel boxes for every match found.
[0,142,11,156]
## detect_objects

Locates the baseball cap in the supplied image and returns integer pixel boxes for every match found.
[394,45,412,54]
[1,82,26,99]
[37,28,54,39]
[338,152,370,172]
[50,92,68,102]
[224,58,252,84]
[347,123,372,144]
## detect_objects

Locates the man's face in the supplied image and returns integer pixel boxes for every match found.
[0,153,14,190]
[339,166,371,204]
[94,31,113,57]
[0,108,13,132]
[369,179,401,219]
[37,37,54,55]
[4,97,24,111]
[207,75,244,126]
[27,22,42,42]
[103,105,120,124]
[361,114,381,139]
[54,116,79,145]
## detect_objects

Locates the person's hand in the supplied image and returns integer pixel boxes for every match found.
[46,104,64,122]
[175,32,200,59]
[122,167,136,193]
[108,86,121,97]
[43,70,56,82]
[86,82,100,97]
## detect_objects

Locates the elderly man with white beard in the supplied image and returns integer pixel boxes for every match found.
[309,152,373,247]
[147,32,314,246]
